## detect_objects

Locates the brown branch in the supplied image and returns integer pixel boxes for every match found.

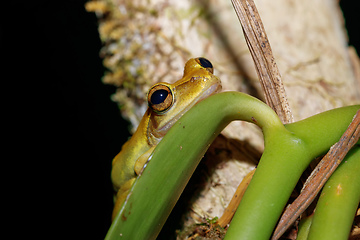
[272,110,360,240]
[217,168,256,228]
[231,0,294,124]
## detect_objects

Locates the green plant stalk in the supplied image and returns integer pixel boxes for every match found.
[224,105,359,240]
[105,91,359,239]
[106,92,281,239]
[307,146,360,240]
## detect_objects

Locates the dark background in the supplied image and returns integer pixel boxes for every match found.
[8,1,358,238]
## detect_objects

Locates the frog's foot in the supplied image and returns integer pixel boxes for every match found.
[112,178,136,221]
[134,146,155,175]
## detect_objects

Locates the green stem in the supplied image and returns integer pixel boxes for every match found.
[307,146,360,240]
[284,107,360,155]
[106,92,281,239]
[105,91,359,239]
[224,106,358,240]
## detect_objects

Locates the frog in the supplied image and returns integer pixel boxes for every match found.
[111,57,222,220]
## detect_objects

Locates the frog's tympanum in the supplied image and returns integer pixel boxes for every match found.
[111,57,222,219]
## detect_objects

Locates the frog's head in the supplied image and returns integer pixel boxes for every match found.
[146,57,222,144]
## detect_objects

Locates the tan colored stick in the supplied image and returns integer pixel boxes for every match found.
[231,0,294,124]
[217,168,256,228]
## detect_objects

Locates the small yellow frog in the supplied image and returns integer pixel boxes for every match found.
[111,57,222,219]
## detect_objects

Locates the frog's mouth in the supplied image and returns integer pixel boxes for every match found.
[150,79,222,142]
[195,80,222,104]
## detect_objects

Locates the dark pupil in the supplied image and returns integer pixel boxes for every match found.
[151,89,168,104]
[198,57,213,69]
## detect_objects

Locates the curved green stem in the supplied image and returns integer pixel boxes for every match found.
[106,92,281,239]
[224,106,358,240]
[105,92,359,239]
[307,146,360,240]
[284,107,360,155]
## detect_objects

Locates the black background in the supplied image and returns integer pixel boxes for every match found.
[6,1,358,238]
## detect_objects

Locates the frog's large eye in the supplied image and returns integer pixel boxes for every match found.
[196,57,214,73]
[147,84,174,113]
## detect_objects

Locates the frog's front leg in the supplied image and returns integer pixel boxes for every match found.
[112,147,155,220]
[134,146,156,175]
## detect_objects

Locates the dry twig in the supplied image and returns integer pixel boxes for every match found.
[217,169,256,228]
[231,0,294,124]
